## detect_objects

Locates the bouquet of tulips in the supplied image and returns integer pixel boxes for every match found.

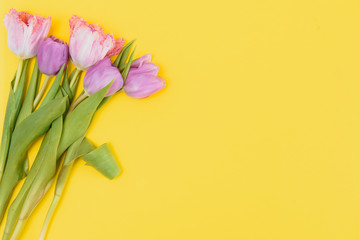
[0,9,166,240]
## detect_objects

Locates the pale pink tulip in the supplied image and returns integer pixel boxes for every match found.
[69,15,124,70]
[3,9,51,59]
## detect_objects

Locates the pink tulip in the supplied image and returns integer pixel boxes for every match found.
[3,9,51,59]
[37,36,69,75]
[83,58,123,97]
[124,54,166,99]
[69,15,124,70]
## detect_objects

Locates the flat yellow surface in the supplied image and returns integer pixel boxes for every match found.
[1,0,359,239]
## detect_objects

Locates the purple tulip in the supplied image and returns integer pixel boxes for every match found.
[83,58,123,97]
[37,36,69,75]
[124,54,166,99]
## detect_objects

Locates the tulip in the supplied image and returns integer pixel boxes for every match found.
[83,58,123,97]
[37,36,68,76]
[67,15,124,89]
[3,9,51,91]
[33,36,69,108]
[3,9,51,59]
[124,54,166,99]
[69,57,123,112]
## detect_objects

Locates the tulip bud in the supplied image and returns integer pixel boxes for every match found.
[83,58,123,97]
[124,54,166,99]
[37,36,69,75]
[3,9,51,59]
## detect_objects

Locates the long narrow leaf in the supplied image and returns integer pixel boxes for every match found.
[13,60,30,117]
[62,68,72,100]
[40,64,65,108]
[57,83,111,158]
[17,60,40,125]
[0,88,16,183]
[0,96,67,223]
[3,114,63,240]
[0,60,30,183]
[121,47,136,81]
[114,39,135,68]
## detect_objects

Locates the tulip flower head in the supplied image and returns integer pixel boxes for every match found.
[69,15,124,70]
[83,58,123,97]
[37,36,68,76]
[124,54,166,99]
[3,9,51,59]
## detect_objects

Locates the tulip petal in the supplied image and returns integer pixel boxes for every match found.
[124,74,165,99]
[23,15,51,58]
[83,58,123,97]
[130,54,152,68]
[3,10,26,58]
[37,36,68,75]
[128,63,159,77]
[69,15,124,70]
[3,9,51,59]
[106,38,125,57]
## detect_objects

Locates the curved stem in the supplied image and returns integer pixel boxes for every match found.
[33,75,51,109]
[13,59,24,92]
[68,93,88,113]
[69,69,81,88]
[38,195,58,240]
[39,162,74,240]
[8,219,25,240]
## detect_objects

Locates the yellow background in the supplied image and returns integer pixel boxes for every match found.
[1,0,359,239]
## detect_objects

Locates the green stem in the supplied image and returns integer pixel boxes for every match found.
[69,69,81,88]
[6,218,25,240]
[68,93,88,113]
[38,195,58,240]
[0,172,21,224]
[39,162,74,240]
[13,59,24,92]
[2,232,10,240]
[33,75,51,109]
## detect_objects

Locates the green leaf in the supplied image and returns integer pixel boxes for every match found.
[0,96,68,223]
[82,143,121,179]
[54,136,84,199]
[122,47,136,81]
[40,64,65,108]
[61,87,71,111]
[97,96,112,110]
[114,39,135,68]
[37,134,84,240]
[57,83,112,158]
[0,89,16,182]
[76,138,95,156]
[14,59,30,117]
[3,114,63,239]
[22,155,29,177]
[2,91,65,239]
[40,84,119,237]
[119,58,137,72]
[62,68,73,101]
[38,136,119,239]
[0,60,30,183]
[74,138,121,179]
[21,116,63,218]
[17,60,40,125]
[35,71,42,96]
